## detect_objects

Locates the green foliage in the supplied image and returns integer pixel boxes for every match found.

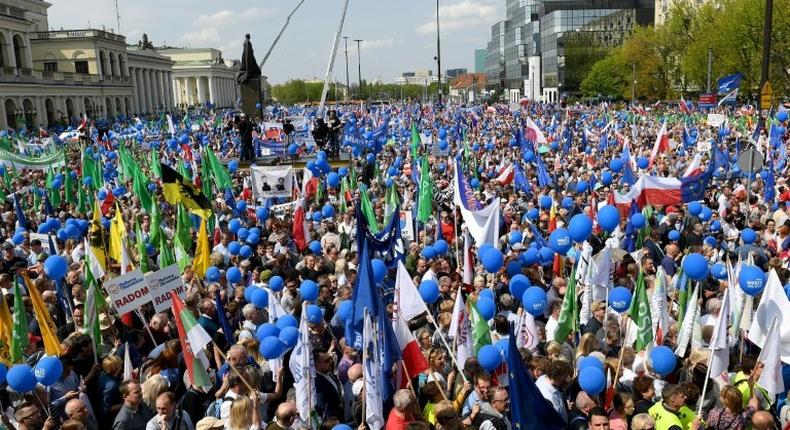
[580,53,628,98]
[582,0,790,99]
[270,79,451,104]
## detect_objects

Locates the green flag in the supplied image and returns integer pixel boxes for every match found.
[135,218,148,273]
[150,150,162,179]
[359,186,380,234]
[469,298,492,355]
[417,157,433,222]
[173,205,192,271]
[83,250,106,354]
[158,231,176,268]
[10,278,28,364]
[410,123,420,160]
[339,177,349,214]
[629,271,653,351]
[554,265,578,343]
[133,168,153,214]
[204,147,233,190]
[65,161,78,206]
[150,201,162,248]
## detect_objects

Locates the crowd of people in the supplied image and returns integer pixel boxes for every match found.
[0,98,787,430]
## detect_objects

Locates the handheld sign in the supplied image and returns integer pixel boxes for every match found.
[104,269,148,315]
[146,264,187,313]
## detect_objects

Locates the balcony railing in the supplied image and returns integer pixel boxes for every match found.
[0,3,25,20]
[33,29,126,44]
[0,67,131,86]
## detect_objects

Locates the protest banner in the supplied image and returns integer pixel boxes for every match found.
[250,165,294,199]
[146,264,187,313]
[103,268,148,315]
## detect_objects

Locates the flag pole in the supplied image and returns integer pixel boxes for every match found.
[212,344,256,393]
[134,309,159,347]
[426,313,468,383]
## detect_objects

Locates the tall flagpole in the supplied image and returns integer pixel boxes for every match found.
[257,0,306,70]
[318,0,350,115]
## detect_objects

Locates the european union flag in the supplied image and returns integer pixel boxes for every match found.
[13,193,27,230]
[507,325,566,430]
[680,168,712,203]
[215,289,234,347]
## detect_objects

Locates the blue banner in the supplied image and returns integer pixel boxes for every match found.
[717,73,742,95]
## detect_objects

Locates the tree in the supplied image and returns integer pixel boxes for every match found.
[580,52,628,98]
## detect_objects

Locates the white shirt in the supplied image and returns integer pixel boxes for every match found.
[545,316,559,342]
[535,375,567,422]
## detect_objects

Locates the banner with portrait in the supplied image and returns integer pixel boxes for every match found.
[250,165,294,199]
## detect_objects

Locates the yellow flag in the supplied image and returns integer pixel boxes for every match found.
[193,217,210,278]
[89,199,107,270]
[109,202,127,264]
[22,274,62,356]
[0,295,11,364]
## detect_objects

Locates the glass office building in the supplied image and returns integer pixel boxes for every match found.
[484,0,654,98]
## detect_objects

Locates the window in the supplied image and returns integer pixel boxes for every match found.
[44,61,57,72]
[75,60,89,74]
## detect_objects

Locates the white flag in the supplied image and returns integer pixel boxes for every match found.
[166,114,176,135]
[448,286,472,368]
[395,261,429,321]
[748,269,790,363]
[651,267,670,344]
[675,283,699,357]
[462,231,473,285]
[289,303,315,422]
[708,290,730,378]
[757,317,784,396]
[123,342,133,381]
[515,310,539,352]
[83,238,105,279]
[363,313,385,430]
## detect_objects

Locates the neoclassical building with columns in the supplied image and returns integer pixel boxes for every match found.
[0,0,239,131]
[159,48,240,109]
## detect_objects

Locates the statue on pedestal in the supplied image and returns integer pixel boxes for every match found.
[237,34,262,84]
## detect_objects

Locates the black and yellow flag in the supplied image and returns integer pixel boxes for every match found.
[161,163,212,219]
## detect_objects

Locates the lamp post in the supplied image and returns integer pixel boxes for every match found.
[343,36,350,103]
[706,46,713,94]
[354,39,363,100]
[435,0,442,106]
[631,63,636,104]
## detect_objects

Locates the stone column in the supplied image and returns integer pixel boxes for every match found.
[0,100,6,130]
[196,77,206,104]
[129,67,139,114]
[146,70,155,114]
[166,72,174,111]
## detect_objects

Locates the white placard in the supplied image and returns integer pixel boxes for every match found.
[145,264,187,313]
[250,165,294,199]
[399,211,414,242]
[29,233,57,254]
[103,268,148,315]
[707,113,726,127]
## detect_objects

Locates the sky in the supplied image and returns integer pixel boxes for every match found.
[49,0,503,84]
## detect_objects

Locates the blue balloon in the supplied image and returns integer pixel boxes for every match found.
[275,314,298,330]
[575,181,588,194]
[562,196,574,210]
[470,178,480,189]
[419,279,440,304]
[321,204,335,219]
[682,253,708,280]
[739,265,766,296]
[668,229,680,241]
[650,345,676,376]
[476,297,496,320]
[777,110,789,123]
[636,157,649,169]
[479,288,494,301]
[710,220,721,232]
[688,201,702,216]
[597,205,620,232]
[56,228,67,242]
[37,223,51,234]
[256,323,280,340]
[539,195,553,210]
[11,232,24,245]
[65,224,81,240]
[300,280,319,302]
[711,262,727,280]
[34,356,63,386]
[371,259,387,283]
[237,228,249,242]
[506,260,522,278]
[704,236,718,248]
[527,208,539,220]
[741,228,756,244]
[226,267,242,284]
[539,246,554,265]
[481,247,504,273]
[251,288,269,308]
[522,286,547,316]
[327,172,340,188]
[609,158,623,173]
[206,267,220,282]
[243,285,257,303]
[246,233,260,246]
[523,248,540,265]
[228,219,241,234]
[43,255,68,279]
[306,304,323,324]
[609,287,632,313]
[333,425,353,430]
[228,160,239,173]
[601,171,613,185]
[337,300,353,322]
[549,228,572,254]
[568,214,593,243]
[236,201,247,212]
[509,274,531,299]
[509,231,523,245]
[256,207,269,221]
[228,241,241,255]
[7,364,36,392]
[579,367,606,395]
[478,344,502,371]
[699,206,713,222]
[288,143,299,155]
[434,240,449,256]
[259,336,284,359]
[630,213,646,229]
[309,240,322,254]
[579,355,604,371]
[279,326,299,349]
[268,275,284,292]
[494,338,510,357]
[422,246,438,259]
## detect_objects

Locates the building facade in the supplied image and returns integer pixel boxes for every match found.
[474,48,487,73]
[127,36,175,115]
[159,48,239,109]
[485,0,654,101]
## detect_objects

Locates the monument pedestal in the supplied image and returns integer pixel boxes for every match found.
[239,78,262,120]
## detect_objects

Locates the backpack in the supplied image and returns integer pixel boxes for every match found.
[204,396,233,419]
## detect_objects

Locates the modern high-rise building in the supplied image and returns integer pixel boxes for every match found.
[474,49,487,73]
[484,0,654,102]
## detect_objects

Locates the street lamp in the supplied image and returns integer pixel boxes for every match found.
[343,36,350,103]
[632,63,636,104]
[354,39,363,100]
[435,0,442,106]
